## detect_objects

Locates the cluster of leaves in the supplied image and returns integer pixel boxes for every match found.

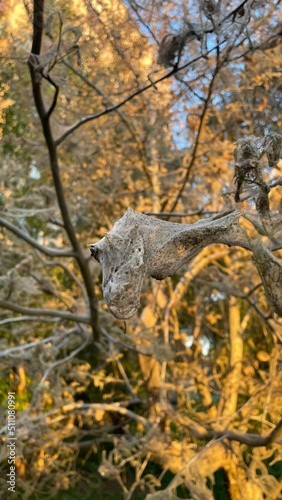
[0,0,282,499]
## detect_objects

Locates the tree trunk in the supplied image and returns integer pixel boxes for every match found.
[218,296,243,419]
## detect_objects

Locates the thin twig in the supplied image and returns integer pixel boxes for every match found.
[163,53,221,212]
[101,327,155,357]
[55,42,224,146]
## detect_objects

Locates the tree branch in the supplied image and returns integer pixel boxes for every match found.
[28,0,100,339]
[62,59,153,188]
[0,315,58,326]
[37,258,88,302]
[62,402,150,429]
[101,327,155,357]
[0,216,75,257]
[55,44,223,146]
[191,419,282,447]
[168,407,282,447]
[31,0,44,56]
[163,51,221,212]
[38,329,90,388]
[0,300,90,324]
[44,73,60,119]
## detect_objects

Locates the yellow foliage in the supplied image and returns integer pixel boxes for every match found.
[206,312,222,325]
[141,305,157,328]
[95,409,105,421]
[257,351,270,362]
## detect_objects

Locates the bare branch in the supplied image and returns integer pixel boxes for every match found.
[18,401,150,430]
[163,49,221,212]
[44,73,60,119]
[62,59,153,188]
[38,328,90,388]
[38,258,88,302]
[0,337,58,358]
[143,209,219,218]
[0,315,58,326]
[101,327,155,357]
[167,406,282,446]
[55,44,223,146]
[28,0,100,339]
[0,300,90,324]
[62,402,150,429]
[192,419,282,447]
[0,216,74,257]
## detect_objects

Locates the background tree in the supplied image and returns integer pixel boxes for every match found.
[0,0,282,498]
